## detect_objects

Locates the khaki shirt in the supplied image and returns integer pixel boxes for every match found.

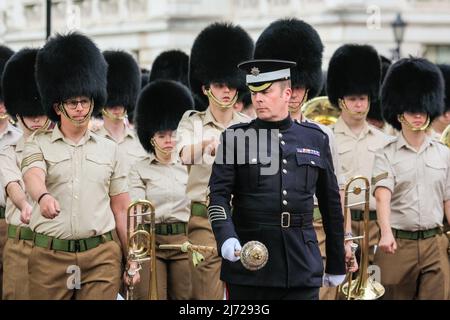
[21,126,128,239]
[176,108,250,203]
[372,133,450,231]
[128,154,190,224]
[332,117,393,210]
[428,127,442,142]
[96,125,148,174]
[0,138,31,226]
[0,123,22,207]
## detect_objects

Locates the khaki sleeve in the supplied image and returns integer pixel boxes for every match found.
[0,146,23,189]
[109,145,128,196]
[371,150,394,195]
[128,165,146,201]
[176,114,196,157]
[445,150,450,201]
[21,135,46,175]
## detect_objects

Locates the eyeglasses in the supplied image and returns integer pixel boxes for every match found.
[62,98,92,110]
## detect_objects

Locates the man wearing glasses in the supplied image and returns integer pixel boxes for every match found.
[21,33,139,299]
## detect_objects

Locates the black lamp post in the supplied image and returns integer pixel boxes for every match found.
[391,13,407,61]
[46,0,51,39]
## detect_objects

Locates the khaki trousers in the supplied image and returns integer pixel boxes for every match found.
[28,240,122,300]
[134,233,191,300]
[2,238,32,299]
[0,219,7,300]
[188,215,223,300]
[374,234,449,300]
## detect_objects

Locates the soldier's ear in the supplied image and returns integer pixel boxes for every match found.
[53,103,61,116]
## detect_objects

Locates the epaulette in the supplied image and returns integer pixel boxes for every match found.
[295,119,326,136]
[384,135,398,147]
[228,120,254,131]
[181,109,200,120]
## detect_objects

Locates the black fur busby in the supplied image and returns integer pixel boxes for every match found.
[367,56,392,122]
[254,18,324,99]
[141,68,150,89]
[149,50,189,87]
[2,48,44,117]
[437,64,450,113]
[0,45,15,102]
[35,32,107,122]
[189,22,254,111]
[327,44,381,109]
[103,50,140,113]
[382,58,444,130]
[135,80,194,153]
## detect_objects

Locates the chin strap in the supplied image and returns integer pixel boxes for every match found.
[289,89,309,114]
[204,89,238,109]
[18,115,51,132]
[101,108,128,121]
[338,98,370,117]
[151,138,171,156]
[398,114,430,131]
[58,100,94,127]
[0,112,9,120]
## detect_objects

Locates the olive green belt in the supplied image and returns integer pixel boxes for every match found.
[351,209,377,221]
[33,231,113,252]
[0,206,5,219]
[140,222,187,235]
[392,227,443,240]
[191,202,207,218]
[7,224,34,241]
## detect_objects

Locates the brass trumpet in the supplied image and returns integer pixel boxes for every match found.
[126,199,158,300]
[301,96,341,126]
[338,176,385,300]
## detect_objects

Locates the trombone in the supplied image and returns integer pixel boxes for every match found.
[338,176,385,300]
[126,199,158,300]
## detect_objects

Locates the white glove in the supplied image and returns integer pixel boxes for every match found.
[322,273,346,287]
[221,238,242,262]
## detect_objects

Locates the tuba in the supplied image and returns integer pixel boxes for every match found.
[125,199,158,300]
[338,176,385,300]
[301,96,341,126]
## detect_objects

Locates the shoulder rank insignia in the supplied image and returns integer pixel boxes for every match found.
[297,148,320,157]
[371,172,388,185]
[21,153,44,170]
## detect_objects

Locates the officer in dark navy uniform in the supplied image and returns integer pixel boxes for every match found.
[207,59,346,300]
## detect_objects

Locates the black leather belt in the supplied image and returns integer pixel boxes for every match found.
[234,209,313,228]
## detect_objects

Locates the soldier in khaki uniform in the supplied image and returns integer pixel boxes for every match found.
[373,57,450,300]
[148,50,189,87]
[21,33,139,300]
[252,19,354,300]
[96,51,148,174]
[327,45,393,265]
[429,64,450,141]
[0,44,16,300]
[130,80,193,300]
[176,23,253,299]
[0,48,54,299]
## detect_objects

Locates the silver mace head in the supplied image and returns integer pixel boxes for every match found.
[240,241,269,271]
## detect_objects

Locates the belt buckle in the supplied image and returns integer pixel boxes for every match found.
[74,240,81,252]
[281,212,290,228]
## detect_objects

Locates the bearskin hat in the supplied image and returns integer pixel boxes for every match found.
[135,80,193,153]
[367,55,392,122]
[189,22,254,111]
[103,50,141,113]
[437,64,450,113]
[35,32,107,122]
[0,45,15,102]
[149,50,189,87]
[2,48,44,117]
[254,18,324,99]
[327,44,381,109]
[382,58,444,130]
